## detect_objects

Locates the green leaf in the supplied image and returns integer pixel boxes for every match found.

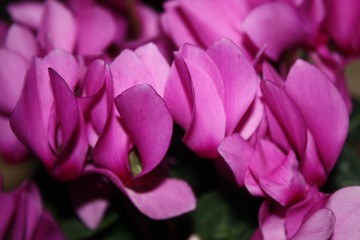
[193,191,257,240]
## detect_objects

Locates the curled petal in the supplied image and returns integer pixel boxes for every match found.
[115,84,172,177]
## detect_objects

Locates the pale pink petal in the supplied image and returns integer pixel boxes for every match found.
[207,39,258,134]
[0,49,27,114]
[242,2,307,60]
[291,208,335,240]
[286,60,349,174]
[326,186,360,239]
[76,6,117,55]
[261,80,307,157]
[178,0,240,47]
[111,49,154,96]
[44,49,80,90]
[38,0,76,52]
[218,134,254,186]
[7,3,44,29]
[115,84,172,177]
[134,43,170,96]
[5,24,37,61]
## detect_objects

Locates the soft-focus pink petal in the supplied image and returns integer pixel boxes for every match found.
[261,80,307,157]
[178,0,240,47]
[38,0,76,52]
[0,116,29,163]
[7,3,44,29]
[5,24,37,61]
[161,1,200,47]
[207,39,258,134]
[134,43,170,96]
[243,2,307,60]
[0,189,16,239]
[10,58,54,167]
[115,84,172,177]
[286,60,349,174]
[291,208,335,240]
[0,49,27,114]
[218,134,254,186]
[326,186,360,239]
[324,0,360,54]
[76,5,117,55]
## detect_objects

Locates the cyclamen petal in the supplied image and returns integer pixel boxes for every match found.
[115,84,173,177]
[242,2,307,60]
[261,80,307,157]
[84,166,196,220]
[5,24,37,61]
[7,2,44,29]
[38,0,76,52]
[286,60,349,175]
[76,5,117,55]
[206,39,258,134]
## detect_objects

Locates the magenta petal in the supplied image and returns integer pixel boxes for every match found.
[115,84,172,177]
[0,116,29,163]
[38,0,76,52]
[85,166,196,219]
[291,208,335,240]
[76,6,117,55]
[242,2,307,60]
[0,49,27,114]
[49,69,88,180]
[5,24,37,61]
[93,115,130,181]
[125,178,196,219]
[49,69,78,147]
[207,39,258,134]
[0,190,16,239]
[218,134,254,186]
[7,2,44,29]
[32,211,64,240]
[286,60,349,174]
[10,58,54,167]
[326,186,360,239]
[164,54,193,129]
[261,80,307,157]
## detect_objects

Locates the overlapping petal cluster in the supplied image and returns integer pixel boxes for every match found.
[1,0,360,239]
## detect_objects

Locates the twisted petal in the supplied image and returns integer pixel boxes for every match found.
[115,84,173,177]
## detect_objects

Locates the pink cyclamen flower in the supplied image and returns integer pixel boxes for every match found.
[165,38,260,158]
[0,178,64,240]
[10,49,88,181]
[253,186,360,240]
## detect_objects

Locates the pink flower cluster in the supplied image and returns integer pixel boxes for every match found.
[1,0,360,239]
